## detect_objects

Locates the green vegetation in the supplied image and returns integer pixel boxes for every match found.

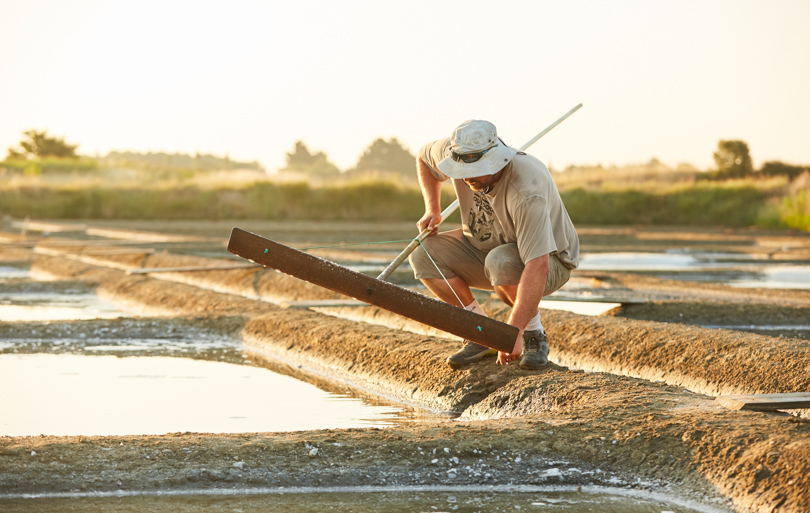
[6,130,79,160]
[0,175,794,228]
[1,132,808,231]
[0,180,449,222]
[101,151,264,174]
[0,157,99,177]
[561,181,777,227]
[711,139,753,179]
[280,141,340,176]
[347,138,416,181]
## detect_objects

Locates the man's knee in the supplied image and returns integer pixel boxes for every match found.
[408,244,432,276]
[409,238,451,279]
[484,244,524,286]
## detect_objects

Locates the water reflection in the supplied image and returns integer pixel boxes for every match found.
[0,292,131,322]
[0,266,29,279]
[0,354,407,437]
[0,488,718,513]
[580,252,810,290]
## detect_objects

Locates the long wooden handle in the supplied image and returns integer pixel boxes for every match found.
[376,103,583,282]
[376,201,461,281]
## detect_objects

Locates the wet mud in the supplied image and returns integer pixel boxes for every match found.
[2,225,810,513]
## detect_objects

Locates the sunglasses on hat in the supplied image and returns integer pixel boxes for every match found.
[450,144,497,164]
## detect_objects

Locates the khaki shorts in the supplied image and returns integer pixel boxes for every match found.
[408,229,571,296]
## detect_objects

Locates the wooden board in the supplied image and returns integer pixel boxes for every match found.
[714,393,810,411]
[227,227,519,353]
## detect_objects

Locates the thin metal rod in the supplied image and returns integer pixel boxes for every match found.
[376,103,583,282]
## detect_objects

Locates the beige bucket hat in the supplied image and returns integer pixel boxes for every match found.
[437,120,517,179]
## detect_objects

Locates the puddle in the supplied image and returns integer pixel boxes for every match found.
[579,252,724,271]
[0,265,29,279]
[0,292,132,322]
[699,324,810,340]
[541,300,622,316]
[724,265,810,289]
[579,252,810,290]
[0,353,409,436]
[0,487,722,513]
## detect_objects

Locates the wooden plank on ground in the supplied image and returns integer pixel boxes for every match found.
[715,393,810,411]
[127,263,260,275]
[227,227,519,353]
[279,299,369,309]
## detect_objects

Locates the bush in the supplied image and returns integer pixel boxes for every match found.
[760,161,809,180]
[561,184,773,227]
[778,172,810,231]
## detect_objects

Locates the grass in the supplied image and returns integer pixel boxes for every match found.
[1,162,807,231]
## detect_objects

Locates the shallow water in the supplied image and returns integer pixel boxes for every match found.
[579,252,810,290]
[0,265,29,279]
[0,353,408,436]
[0,292,131,322]
[0,487,722,513]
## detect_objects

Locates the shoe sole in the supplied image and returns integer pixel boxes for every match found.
[446,349,496,368]
[518,358,548,370]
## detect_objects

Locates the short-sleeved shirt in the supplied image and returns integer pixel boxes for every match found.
[419,137,579,269]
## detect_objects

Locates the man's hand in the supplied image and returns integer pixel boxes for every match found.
[497,330,523,365]
[416,211,442,236]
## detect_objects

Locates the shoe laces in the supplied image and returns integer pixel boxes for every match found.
[524,334,540,352]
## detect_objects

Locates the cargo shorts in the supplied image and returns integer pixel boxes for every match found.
[408,229,571,296]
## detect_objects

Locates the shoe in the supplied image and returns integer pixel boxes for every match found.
[447,340,494,368]
[518,330,549,370]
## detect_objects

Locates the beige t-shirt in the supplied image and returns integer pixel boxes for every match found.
[420,137,579,269]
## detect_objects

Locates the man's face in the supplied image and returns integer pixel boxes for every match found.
[463,174,496,192]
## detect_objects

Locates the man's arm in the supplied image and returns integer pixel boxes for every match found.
[496,253,550,364]
[416,157,444,235]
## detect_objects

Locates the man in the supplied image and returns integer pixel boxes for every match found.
[409,119,579,370]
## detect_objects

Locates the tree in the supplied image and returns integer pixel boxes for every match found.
[760,161,809,180]
[281,141,340,176]
[353,138,416,176]
[713,140,752,178]
[6,129,79,160]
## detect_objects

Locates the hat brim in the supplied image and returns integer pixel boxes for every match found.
[437,144,517,179]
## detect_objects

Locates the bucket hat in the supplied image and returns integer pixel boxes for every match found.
[437,120,517,179]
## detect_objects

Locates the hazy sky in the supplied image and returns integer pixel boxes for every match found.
[2,0,808,172]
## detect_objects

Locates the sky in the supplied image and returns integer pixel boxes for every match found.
[1,0,809,172]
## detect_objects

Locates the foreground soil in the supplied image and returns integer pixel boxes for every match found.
[2,224,810,513]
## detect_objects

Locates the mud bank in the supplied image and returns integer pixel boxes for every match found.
[2,241,810,512]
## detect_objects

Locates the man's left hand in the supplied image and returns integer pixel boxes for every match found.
[497,331,523,365]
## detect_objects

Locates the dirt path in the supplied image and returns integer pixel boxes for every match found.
[2,229,810,512]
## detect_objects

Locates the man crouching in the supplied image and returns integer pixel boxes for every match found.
[409,120,579,370]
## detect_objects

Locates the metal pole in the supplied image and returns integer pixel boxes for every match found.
[377,103,582,281]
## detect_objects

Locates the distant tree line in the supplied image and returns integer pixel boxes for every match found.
[704,139,808,180]
[6,130,79,159]
[2,129,264,176]
[100,151,264,172]
[3,129,416,180]
[5,130,807,185]
[281,137,417,181]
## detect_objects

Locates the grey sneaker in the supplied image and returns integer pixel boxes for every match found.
[447,341,494,368]
[518,330,549,370]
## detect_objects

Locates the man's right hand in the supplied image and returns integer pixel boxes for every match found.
[416,211,442,236]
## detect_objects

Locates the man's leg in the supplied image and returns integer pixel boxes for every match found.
[421,276,475,309]
[485,246,571,369]
[409,230,495,367]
